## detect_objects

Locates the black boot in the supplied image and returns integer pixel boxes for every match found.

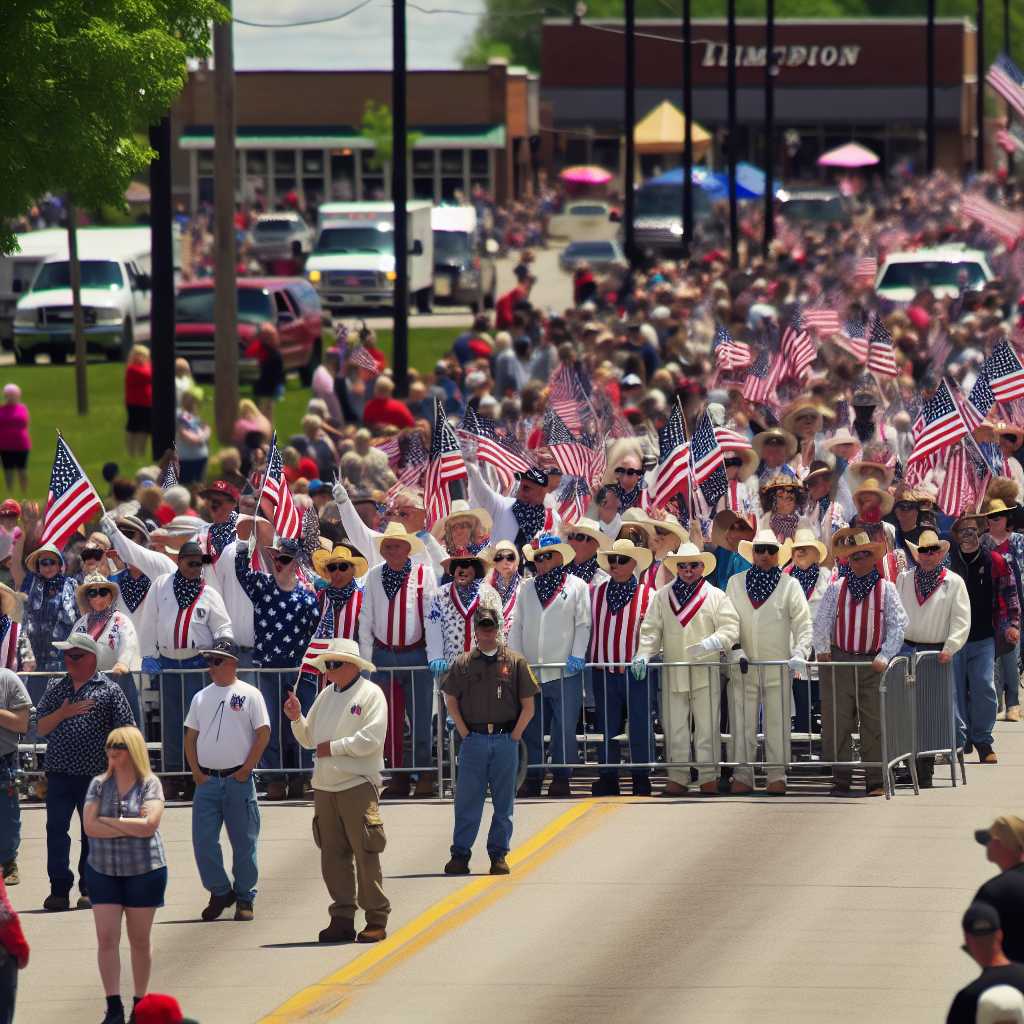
[916,756,934,789]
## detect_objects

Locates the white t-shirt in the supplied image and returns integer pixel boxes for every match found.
[184,679,270,770]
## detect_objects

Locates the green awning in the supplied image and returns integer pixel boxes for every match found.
[179,125,505,150]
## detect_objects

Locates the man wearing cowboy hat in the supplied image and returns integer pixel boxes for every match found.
[234,535,320,800]
[589,538,657,796]
[634,543,740,797]
[466,461,560,549]
[707,510,754,590]
[311,544,368,643]
[426,553,504,672]
[285,638,390,944]
[785,529,831,734]
[949,514,1020,765]
[812,530,908,797]
[358,522,439,799]
[725,530,812,795]
[896,529,970,786]
[782,399,834,477]
[441,606,538,876]
[751,427,798,492]
[803,460,846,554]
[509,533,591,799]
[560,518,610,585]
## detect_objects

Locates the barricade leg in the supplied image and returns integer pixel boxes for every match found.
[110,671,142,731]
[764,673,791,787]
[370,649,407,771]
[160,660,206,774]
[821,653,857,789]
[660,677,690,789]
[857,665,884,793]
[282,673,316,777]
[404,666,436,782]
[522,690,546,785]
[257,669,285,776]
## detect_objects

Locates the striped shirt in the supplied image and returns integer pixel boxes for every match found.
[317,587,363,641]
[812,576,907,662]
[589,579,653,669]
[359,562,438,656]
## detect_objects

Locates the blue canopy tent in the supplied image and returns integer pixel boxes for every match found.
[647,162,775,199]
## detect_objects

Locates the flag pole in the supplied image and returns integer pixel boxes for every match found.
[678,396,696,523]
[250,430,275,556]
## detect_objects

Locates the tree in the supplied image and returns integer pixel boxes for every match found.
[360,100,422,191]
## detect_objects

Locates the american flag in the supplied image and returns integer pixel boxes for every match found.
[543,407,593,481]
[159,457,179,492]
[713,324,754,372]
[907,379,969,466]
[854,256,878,285]
[299,604,336,686]
[715,427,752,451]
[38,436,102,551]
[987,54,1024,120]
[984,338,1024,402]
[690,411,727,510]
[649,404,690,511]
[832,315,869,363]
[961,193,1024,246]
[961,370,995,432]
[424,397,467,527]
[376,435,402,470]
[556,475,591,524]
[779,307,816,383]
[803,307,842,336]
[741,346,783,409]
[937,441,992,517]
[458,405,532,492]
[262,433,303,539]
[548,363,589,434]
[867,315,899,378]
[346,345,380,377]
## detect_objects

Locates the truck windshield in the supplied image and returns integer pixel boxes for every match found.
[315,226,394,254]
[32,260,124,291]
[878,261,988,291]
[176,287,275,325]
[433,231,471,261]
[634,185,712,218]
[254,220,299,235]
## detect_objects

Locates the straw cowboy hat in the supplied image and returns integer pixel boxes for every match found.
[596,537,654,575]
[790,528,828,564]
[719,438,759,481]
[759,473,804,503]
[975,419,1024,446]
[559,517,609,548]
[374,521,425,556]
[852,476,894,515]
[521,532,575,566]
[751,427,798,460]
[25,542,65,573]
[440,551,492,578]
[821,427,861,452]
[738,528,793,566]
[904,529,950,561]
[710,509,754,549]
[312,543,369,581]
[951,512,989,535]
[75,572,121,615]
[306,636,376,675]
[430,499,492,540]
[620,507,656,540]
[0,582,26,623]
[982,477,1020,518]
[782,399,835,437]
[481,539,520,566]
[848,459,895,490]
[830,528,885,562]
[663,542,716,578]
[641,512,688,547]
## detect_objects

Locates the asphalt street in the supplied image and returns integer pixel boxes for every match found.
[14,720,1024,1024]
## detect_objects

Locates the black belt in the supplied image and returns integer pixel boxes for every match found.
[906,641,943,651]
[466,722,516,734]
[199,765,244,778]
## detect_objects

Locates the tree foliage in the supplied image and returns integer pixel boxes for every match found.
[1,0,229,255]
[360,100,423,172]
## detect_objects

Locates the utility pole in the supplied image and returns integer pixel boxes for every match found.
[681,0,693,258]
[1006,0,1015,175]
[392,0,409,397]
[624,0,636,266]
[727,0,739,268]
[66,200,87,414]
[977,0,986,173]
[763,0,775,256]
[213,1,238,445]
[926,0,936,173]
[149,115,175,458]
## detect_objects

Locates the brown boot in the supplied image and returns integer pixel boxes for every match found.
[319,917,356,943]
[413,773,435,799]
[357,925,387,943]
[659,780,689,797]
[381,775,411,799]
[546,777,571,798]
[766,780,787,796]
[265,781,287,801]
[699,781,720,796]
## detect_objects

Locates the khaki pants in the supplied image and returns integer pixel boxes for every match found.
[661,680,721,786]
[728,666,790,787]
[821,646,882,789]
[312,783,391,927]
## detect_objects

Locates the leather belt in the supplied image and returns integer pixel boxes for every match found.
[373,639,426,653]
[199,765,244,778]
[466,722,515,734]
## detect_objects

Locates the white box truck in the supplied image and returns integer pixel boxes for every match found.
[305,201,434,313]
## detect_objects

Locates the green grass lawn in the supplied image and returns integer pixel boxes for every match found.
[4,325,461,502]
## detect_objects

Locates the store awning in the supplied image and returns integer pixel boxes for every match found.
[178,125,506,151]
[634,101,711,157]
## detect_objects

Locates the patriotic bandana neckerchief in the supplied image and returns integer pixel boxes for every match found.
[612,481,643,513]
[606,575,638,613]
[745,565,782,608]
[511,500,546,540]
[769,512,800,541]
[789,563,821,598]
[0,616,10,646]
[119,572,151,612]
[671,576,701,607]
[42,573,67,599]
[454,579,482,608]
[534,565,567,608]
[207,512,238,557]
[914,564,945,603]
[86,607,114,635]
[492,572,520,603]
[816,495,831,523]
[325,580,357,609]
[567,555,600,582]
[382,559,412,602]
[847,567,881,602]
[172,572,203,611]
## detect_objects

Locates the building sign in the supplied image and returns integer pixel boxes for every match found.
[700,42,862,69]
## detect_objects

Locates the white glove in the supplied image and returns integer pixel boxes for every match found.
[332,482,349,505]
[630,655,648,680]
[728,646,748,665]
[701,635,724,653]
[788,655,806,677]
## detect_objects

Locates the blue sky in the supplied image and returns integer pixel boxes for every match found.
[233,0,486,70]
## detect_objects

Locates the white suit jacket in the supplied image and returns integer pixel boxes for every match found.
[507,572,590,683]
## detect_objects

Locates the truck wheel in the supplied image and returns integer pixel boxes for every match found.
[299,336,321,387]
[415,286,433,315]
[13,347,35,366]
[50,349,67,365]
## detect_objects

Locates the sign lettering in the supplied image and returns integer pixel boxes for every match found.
[701,42,862,69]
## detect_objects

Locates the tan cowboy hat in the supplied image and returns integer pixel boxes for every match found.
[951,512,989,535]
[25,542,65,574]
[620,507,655,540]
[849,459,895,490]
[596,537,654,575]
[821,427,861,452]
[759,473,804,502]
[643,512,688,548]
[982,497,1019,518]
[852,476,894,515]
[559,517,609,549]
[374,521,425,556]
[782,399,835,436]
[710,509,754,549]
[312,544,369,581]
[0,582,26,622]
[790,528,828,564]
[751,427,798,460]
[720,440,759,482]
[481,539,520,567]
[75,572,121,615]
[976,420,1024,446]
[663,542,716,578]
[738,529,794,566]
[522,532,574,566]
[306,636,376,675]
[430,499,492,540]
[904,529,951,561]
[440,551,492,577]
[831,528,885,561]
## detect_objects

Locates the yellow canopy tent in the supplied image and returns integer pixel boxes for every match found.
[634,100,711,158]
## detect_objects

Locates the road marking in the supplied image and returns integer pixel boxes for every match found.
[259,798,618,1023]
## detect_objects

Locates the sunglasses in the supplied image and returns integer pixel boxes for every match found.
[323,660,349,670]
[724,458,743,468]
[534,551,557,562]
[752,544,779,555]
[85,588,112,599]
[957,528,980,538]
[916,545,943,555]
[493,553,517,563]
[81,548,104,560]
[326,562,352,573]
[764,438,786,447]
[606,554,635,566]
[450,560,478,572]
[204,655,227,666]
[65,650,88,661]
[615,467,642,476]
[273,555,294,566]
[567,533,595,543]
[849,551,876,561]
[678,561,704,571]
[183,559,204,570]
[37,558,59,568]
[894,501,919,512]
[120,529,141,541]
[105,741,129,751]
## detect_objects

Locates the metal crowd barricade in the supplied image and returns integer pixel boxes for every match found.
[911,650,965,788]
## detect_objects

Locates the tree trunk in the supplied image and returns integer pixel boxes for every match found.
[66,200,88,415]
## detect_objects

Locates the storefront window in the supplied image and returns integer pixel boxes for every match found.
[413,149,436,200]
[441,149,466,201]
[360,151,385,199]
[246,150,268,204]
[274,150,297,200]
[330,151,356,200]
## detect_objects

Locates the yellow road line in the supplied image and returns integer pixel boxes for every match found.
[259,798,617,1023]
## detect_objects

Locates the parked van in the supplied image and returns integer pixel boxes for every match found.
[0,229,67,346]
[431,206,497,312]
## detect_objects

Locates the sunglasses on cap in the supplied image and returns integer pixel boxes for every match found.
[450,560,478,572]
[326,562,352,573]
[724,458,743,468]
[894,501,919,512]
[764,437,786,447]
[534,551,557,562]
[105,741,129,751]
[81,548,104,561]
[203,655,227,666]
[752,544,779,555]
[567,532,595,543]
[273,555,294,565]
[606,554,635,566]
[916,545,943,555]
[493,552,517,563]
[85,587,112,599]
[182,559,204,570]
[614,467,642,476]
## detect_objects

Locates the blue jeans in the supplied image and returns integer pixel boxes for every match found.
[45,772,92,896]
[996,641,1021,710]
[158,656,207,773]
[954,637,998,746]
[0,754,19,864]
[591,669,654,777]
[258,668,315,776]
[524,673,583,781]
[371,645,435,773]
[192,775,261,902]
[452,732,519,859]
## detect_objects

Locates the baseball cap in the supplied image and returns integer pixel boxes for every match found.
[200,480,240,502]
[975,816,1024,852]
[52,632,102,658]
[516,467,549,487]
[0,499,21,517]
[198,638,240,661]
[307,479,326,495]
[474,607,500,628]
[963,901,1002,936]
[270,537,303,558]
[176,541,206,560]
[621,373,643,388]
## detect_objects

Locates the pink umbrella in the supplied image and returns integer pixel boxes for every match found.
[559,165,614,186]
[817,142,880,169]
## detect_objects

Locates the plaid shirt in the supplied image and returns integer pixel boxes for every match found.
[951,547,1020,651]
[84,775,166,877]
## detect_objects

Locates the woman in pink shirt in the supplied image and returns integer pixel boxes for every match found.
[0,385,30,493]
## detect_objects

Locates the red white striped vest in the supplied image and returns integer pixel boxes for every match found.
[834,577,884,655]
[381,564,426,647]
[317,588,363,642]
[174,583,205,650]
[589,580,653,669]
[449,583,483,653]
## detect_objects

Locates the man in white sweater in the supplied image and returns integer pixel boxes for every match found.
[285,637,390,945]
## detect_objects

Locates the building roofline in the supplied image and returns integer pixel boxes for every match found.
[543,16,974,27]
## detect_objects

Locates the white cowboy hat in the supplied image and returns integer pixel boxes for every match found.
[596,537,654,575]
[821,427,861,452]
[560,517,609,548]
[430,499,493,540]
[626,511,688,548]
[306,636,376,675]
[481,539,520,567]
[790,528,828,565]
[75,572,121,615]
[662,542,717,578]
[738,529,794,566]
[374,521,425,556]
[521,532,574,566]
[25,542,64,574]
[904,529,951,562]
[781,399,835,437]
[849,459,895,490]
[620,507,655,540]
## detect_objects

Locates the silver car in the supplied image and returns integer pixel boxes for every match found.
[558,239,627,274]
[250,212,314,263]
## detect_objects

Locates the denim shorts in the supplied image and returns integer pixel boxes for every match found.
[84,864,167,908]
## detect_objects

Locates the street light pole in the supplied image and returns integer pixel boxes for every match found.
[149,115,175,459]
[1006,0,1015,175]
[926,0,936,173]
[681,0,693,257]
[763,0,775,256]
[727,0,738,267]
[624,0,636,266]
[392,0,409,397]
[977,0,986,172]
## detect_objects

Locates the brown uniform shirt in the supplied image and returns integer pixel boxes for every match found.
[441,646,539,726]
